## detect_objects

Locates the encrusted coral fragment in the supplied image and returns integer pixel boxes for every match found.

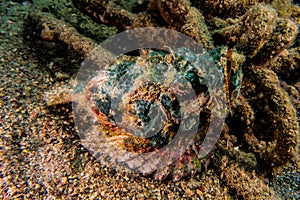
[215,5,278,58]
[253,18,298,64]
[149,0,189,29]
[72,0,214,50]
[29,12,96,56]
[219,157,277,199]
[269,48,300,84]
[244,66,299,168]
[193,0,263,18]
[72,0,156,30]
[215,3,298,64]
[149,0,214,50]
[193,0,293,18]
[280,81,300,113]
[291,3,300,24]
[270,0,294,18]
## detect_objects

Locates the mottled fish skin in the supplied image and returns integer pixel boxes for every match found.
[74,47,243,181]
